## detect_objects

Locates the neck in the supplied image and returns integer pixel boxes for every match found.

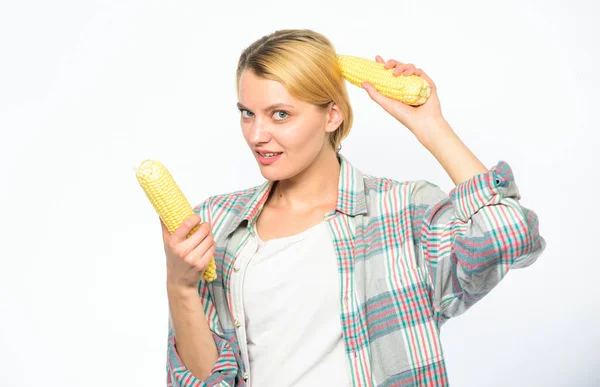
[268,147,340,211]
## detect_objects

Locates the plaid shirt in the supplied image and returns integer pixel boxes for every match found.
[166,154,545,387]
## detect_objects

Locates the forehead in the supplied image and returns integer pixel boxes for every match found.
[238,69,296,107]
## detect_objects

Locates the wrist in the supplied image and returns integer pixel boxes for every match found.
[167,282,199,300]
[415,117,455,149]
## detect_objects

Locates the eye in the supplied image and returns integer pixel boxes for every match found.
[240,109,254,118]
[273,111,289,120]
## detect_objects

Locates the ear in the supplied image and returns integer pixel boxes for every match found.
[324,102,344,133]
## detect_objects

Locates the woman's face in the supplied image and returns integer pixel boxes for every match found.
[237,69,342,181]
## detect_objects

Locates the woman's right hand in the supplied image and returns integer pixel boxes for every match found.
[161,214,216,291]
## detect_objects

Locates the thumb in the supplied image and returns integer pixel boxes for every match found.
[362,81,410,122]
[362,82,396,115]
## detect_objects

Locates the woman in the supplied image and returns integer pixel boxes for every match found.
[162,29,545,387]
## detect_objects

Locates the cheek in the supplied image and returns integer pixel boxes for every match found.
[240,122,254,144]
[279,121,325,150]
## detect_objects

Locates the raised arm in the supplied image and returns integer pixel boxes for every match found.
[409,161,546,325]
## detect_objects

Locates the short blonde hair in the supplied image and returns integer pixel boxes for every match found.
[236,29,353,151]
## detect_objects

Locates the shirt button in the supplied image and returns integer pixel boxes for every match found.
[234,319,241,328]
[242,372,249,380]
[233,267,240,272]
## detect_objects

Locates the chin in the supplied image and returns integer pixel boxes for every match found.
[255,155,302,181]
[257,164,292,181]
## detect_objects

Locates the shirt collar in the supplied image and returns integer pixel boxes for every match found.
[225,153,367,236]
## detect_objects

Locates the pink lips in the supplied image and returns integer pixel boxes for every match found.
[256,151,283,165]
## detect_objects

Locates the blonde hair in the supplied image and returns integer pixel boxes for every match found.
[236,29,353,151]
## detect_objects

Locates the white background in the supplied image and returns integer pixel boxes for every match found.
[1,0,598,386]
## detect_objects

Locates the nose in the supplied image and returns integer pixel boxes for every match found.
[248,119,272,146]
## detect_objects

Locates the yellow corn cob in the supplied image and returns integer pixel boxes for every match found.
[337,55,431,106]
[136,159,217,282]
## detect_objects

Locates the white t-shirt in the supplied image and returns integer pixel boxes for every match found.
[241,220,352,386]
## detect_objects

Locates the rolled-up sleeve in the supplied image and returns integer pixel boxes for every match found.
[166,317,242,386]
[410,161,546,325]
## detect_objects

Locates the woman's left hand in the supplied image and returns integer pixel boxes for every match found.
[362,55,452,146]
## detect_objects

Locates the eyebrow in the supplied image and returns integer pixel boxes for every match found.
[236,102,295,112]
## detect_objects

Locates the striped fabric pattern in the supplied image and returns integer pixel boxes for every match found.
[166,154,545,386]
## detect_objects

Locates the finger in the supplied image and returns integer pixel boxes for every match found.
[375,55,385,64]
[178,222,212,258]
[184,231,215,268]
[392,66,403,76]
[384,59,401,69]
[393,63,415,76]
[362,82,398,116]
[160,218,171,243]
[403,63,416,75]
[171,214,201,243]
[193,241,216,271]
[416,69,436,91]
